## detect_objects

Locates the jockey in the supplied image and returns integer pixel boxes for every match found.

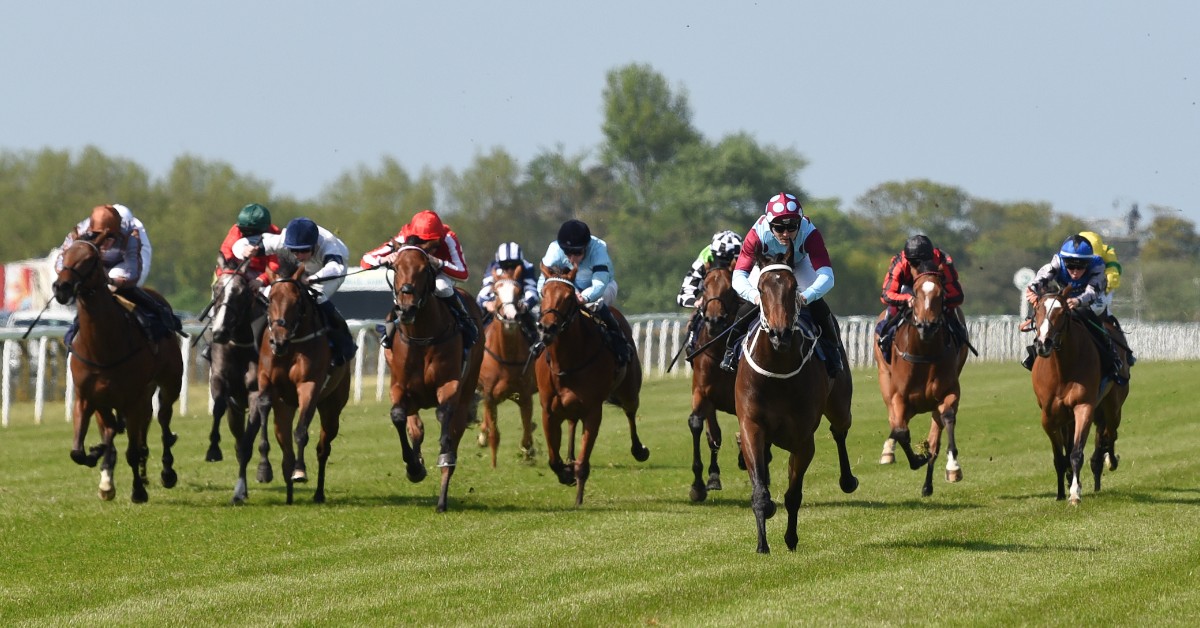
[202,203,281,361]
[58,204,181,344]
[233,217,357,366]
[875,234,967,362]
[725,192,844,377]
[536,219,631,366]
[361,209,477,353]
[1078,230,1134,367]
[677,230,743,358]
[1022,234,1130,383]
[476,241,540,345]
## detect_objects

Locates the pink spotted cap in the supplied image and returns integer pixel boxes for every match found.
[764,192,802,220]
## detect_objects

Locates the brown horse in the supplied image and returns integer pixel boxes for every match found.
[735,247,858,553]
[476,264,537,466]
[872,271,969,497]
[535,263,650,506]
[1030,287,1129,504]
[206,258,273,481]
[233,266,349,504]
[385,245,484,512]
[686,264,741,502]
[52,239,182,502]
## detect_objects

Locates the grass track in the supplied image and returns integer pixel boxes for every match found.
[1,362,1198,625]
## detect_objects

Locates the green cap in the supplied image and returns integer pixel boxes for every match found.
[237,203,272,232]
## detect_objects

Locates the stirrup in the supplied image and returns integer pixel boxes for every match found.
[719,348,738,372]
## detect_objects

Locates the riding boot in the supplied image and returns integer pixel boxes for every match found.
[593,302,631,367]
[200,343,212,362]
[720,302,757,373]
[64,317,79,348]
[1022,345,1036,371]
[517,309,539,347]
[816,313,843,378]
[684,311,702,360]
[439,293,478,364]
[376,309,397,349]
[875,313,894,363]
[318,300,357,366]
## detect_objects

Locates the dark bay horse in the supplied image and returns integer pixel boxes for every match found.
[206,258,273,482]
[686,264,740,502]
[535,263,650,507]
[52,239,182,502]
[735,247,858,553]
[872,271,969,497]
[477,264,537,467]
[385,245,484,512]
[1030,287,1129,504]
[234,266,349,505]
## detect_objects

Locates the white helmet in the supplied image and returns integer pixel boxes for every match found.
[710,230,742,261]
[495,241,524,265]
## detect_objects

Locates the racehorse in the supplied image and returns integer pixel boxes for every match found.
[52,238,182,502]
[686,264,740,502]
[206,257,273,482]
[476,264,537,467]
[234,264,349,505]
[384,245,484,512]
[1030,286,1129,504]
[535,262,650,507]
[872,271,969,497]
[735,246,858,553]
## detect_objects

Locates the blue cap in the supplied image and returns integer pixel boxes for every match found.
[283,218,318,251]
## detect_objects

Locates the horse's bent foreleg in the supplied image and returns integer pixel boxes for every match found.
[890,426,930,470]
[256,409,273,483]
[207,396,227,462]
[390,404,426,483]
[940,404,962,483]
[291,406,315,484]
[830,426,859,494]
[687,410,708,502]
[542,409,574,486]
[706,415,723,492]
[482,399,499,468]
[157,397,178,490]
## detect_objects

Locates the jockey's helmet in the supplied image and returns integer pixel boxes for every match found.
[764,192,802,223]
[557,219,591,254]
[710,230,742,261]
[495,242,524,269]
[237,203,272,235]
[283,218,319,251]
[408,210,447,241]
[903,235,934,263]
[86,205,123,248]
[1058,235,1094,269]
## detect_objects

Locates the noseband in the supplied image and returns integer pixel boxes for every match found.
[537,277,579,341]
[58,240,104,297]
[393,246,436,318]
[267,279,323,353]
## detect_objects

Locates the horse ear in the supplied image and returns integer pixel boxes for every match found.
[291,265,306,281]
[753,244,768,268]
[539,262,552,278]
[784,242,795,267]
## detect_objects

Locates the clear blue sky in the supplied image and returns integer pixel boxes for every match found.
[3,1,1197,227]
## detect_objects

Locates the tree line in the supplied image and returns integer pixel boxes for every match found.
[4,64,1198,321]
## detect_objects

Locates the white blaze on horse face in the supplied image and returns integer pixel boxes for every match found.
[1037,299,1062,341]
[212,280,234,334]
[494,278,521,321]
[920,281,935,312]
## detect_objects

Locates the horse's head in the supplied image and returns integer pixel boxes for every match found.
[53,239,106,304]
[754,246,800,351]
[536,262,580,347]
[390,246,437,324]
[491,263,527,323]
[699,265,736,334]
[265,265,312,357]
[908,271,945,341]
[210,258,260,344]
[1032,285,1073,358]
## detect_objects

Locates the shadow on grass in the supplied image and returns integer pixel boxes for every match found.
[872,538,1099,553]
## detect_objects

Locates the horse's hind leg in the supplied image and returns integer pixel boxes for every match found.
[624,405,650,463]
[157,390,180,489]
[232,395,269,504]
[207,396,227,462]
[825,395,859,494]
[125,416,151,503]
[481,398,500,468]
[890,426,930,470]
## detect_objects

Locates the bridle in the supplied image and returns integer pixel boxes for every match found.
[1032,292,1072,357]
[266,278,323,355]
[743,263,816,379]
[904,272,946,339]
[536,276,581,345]
[58,240,104,298]
[392,245,436,322]
[211,269,262,347]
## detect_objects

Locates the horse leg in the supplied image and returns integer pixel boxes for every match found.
[625,407,650,463]
[572,409,603,507]
[96,413,118,501]
[566,419,578,468]
[889,425,930,470]
[687,409,709,502]
[1068,405,1095,505]
[312,408,341,504]
[390,404,427,483]
[126,413,150,503]
[291,406,313,484]
[207,396,227,462]
[941,404,963,483]
[70,399,98,467]
[739,421,775,554]
[542,409,574,486]
[518,393,536,461]
[232,394,270,504]
[482,398,499,468]
[921,415,944,498]
[256,406,273,483]
[1090,410,1107,493]
[433,400,462,513]
[880,438,896,465]
[273,402,298,505]
[706,415,723,492]
[823,391,859,494]
[783,439,816,552]
[156,389,179,490]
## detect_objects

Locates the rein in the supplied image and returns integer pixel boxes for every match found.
[742,262,814,378]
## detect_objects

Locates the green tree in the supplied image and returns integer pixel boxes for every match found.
[600,63,701,194]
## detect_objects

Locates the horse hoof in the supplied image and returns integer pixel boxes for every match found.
[132,488,148,504]
[99,487,116,501]
[291,470,308,483]
[477,430,487,448]
[257,463,273,484]
[762,501,777,520]
[632,445,650,463]
[1105,453,1120,471]
[689,485,708,503]
[205,448,223,462]
[840,475,859,494]
[313,492,326,504]
[161,469,178,489]
[706,477,722,492]
[946,468,963,483]
[920,484,934,498]
[70,449,88,466]
[910,455,930,470]
[407,464,427,483]
[1068,495,1081,506]
[879,453,895,465]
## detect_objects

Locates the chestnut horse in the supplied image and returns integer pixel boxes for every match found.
[234,266,349,504]
[1030,287,1129,504]
[205,258,273,483]
[385,245,484,512]
[686,264,740,502]
[536,263,650,506]
[735,247,858,553]
[476,264,538,466]
[52,239,182,502]
[872,271,969,497]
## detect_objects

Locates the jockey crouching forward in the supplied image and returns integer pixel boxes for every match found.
[58,203,182,346]
[724,192,843,377]
[536,219,631,367]
[233,217,357,366]
[677,230,743,359]
[875,234,967,362]
[477,241,540,345]
[361,210,477,361]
